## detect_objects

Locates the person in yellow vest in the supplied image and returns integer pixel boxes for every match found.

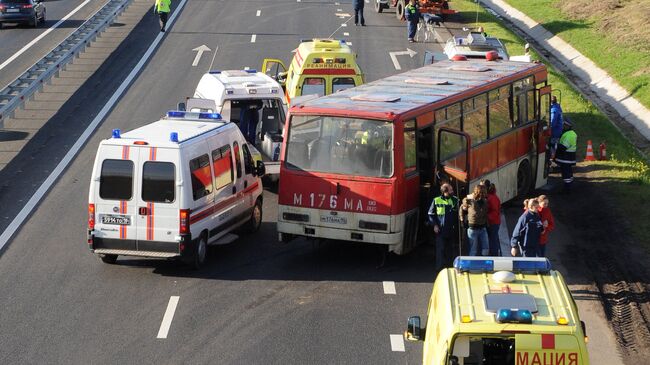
[555,119,577,193]
[154,0,171,32]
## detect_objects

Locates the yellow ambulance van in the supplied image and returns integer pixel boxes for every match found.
[261,39,364,104]
[405,257,590,365]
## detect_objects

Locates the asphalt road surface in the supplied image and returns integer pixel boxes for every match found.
[0,1,444,363]
[0,0,111,89]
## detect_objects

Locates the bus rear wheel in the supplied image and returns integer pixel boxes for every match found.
[396,0,405,20]
[517,160,531,198]
[375,0,384,13]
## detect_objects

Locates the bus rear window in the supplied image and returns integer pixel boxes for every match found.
[99,159,133,200]
[142,162,175,203]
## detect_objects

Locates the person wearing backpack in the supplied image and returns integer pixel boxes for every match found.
[510,199,544,257]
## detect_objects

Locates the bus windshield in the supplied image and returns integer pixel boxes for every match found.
[286,115,393,178]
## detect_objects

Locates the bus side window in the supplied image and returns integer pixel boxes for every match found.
[404,120,416,170]
[515,93,526,126]
[539,91,550,127]
[489,87,511,137]
[463,95,488,145]
[527,90,536,123]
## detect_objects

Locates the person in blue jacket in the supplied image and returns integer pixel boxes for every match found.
[510,199,544,257]
[405,0,420,42]
[353,0,365,26]
[428,183,459,270]
[549,95,563,157]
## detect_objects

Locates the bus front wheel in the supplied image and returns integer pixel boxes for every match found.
[517,160,531,198]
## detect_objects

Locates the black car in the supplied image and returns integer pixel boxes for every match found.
[0,0,45,29]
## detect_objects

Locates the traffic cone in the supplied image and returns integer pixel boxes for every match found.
[585,140,596,161]
[599,142,608,160]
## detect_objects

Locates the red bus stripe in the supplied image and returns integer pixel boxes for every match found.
[302,68,356,75]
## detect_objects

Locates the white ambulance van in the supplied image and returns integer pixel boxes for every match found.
[87,111,265,269]
[185,69,287,178]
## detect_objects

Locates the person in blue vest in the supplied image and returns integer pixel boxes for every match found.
[510,199,544,257]
[353,0,365,26]
[555,119,577,193]
[405,0,420,43]
[549,95,564,159]
[428,183,459,270]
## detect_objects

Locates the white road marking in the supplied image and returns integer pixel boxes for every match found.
[0,0,94,72]
[343,32,349,36]
[341,23,347,27]
[244,66,250,70]
[389,48,417,70]
[251,34,257,43]
[0,0,189,252]
[390,334,405,352]
[347,42,352,46]
[256,9,261,16]
[337,8,343,11]
[157,296,180,339]
[383,281,396,295]
[191,45,211,67]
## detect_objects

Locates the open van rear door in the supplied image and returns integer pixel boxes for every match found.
[185,98,217,113]
[436,127,471,198]
[262,59,287,86]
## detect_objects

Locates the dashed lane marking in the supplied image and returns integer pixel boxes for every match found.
[256,9,261,16]
[251,34,257,43]
[347,42,352,46]
[0,0,93,72]
[343,32,349,36]
[383,281,396,295]
[157,296,180,339]
[341,23,347,27]
[390,334,405,352]
[0,0,189,252]
[337,8,343,11]
[244,66,250,70]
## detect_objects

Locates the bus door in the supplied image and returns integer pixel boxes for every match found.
[436,127,471,198]
[537,85,552,185]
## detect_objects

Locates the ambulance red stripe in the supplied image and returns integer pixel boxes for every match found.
[146,147,157,241]
[189,182,259,224]
[302,68,356,75]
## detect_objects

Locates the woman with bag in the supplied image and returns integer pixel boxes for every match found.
[510,199,544,257]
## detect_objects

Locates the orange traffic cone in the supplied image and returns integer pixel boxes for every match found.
[585,140,596,161]
[599,142,607,160]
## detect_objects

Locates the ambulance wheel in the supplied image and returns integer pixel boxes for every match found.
[100,254,118,264]
[516,160,531,198]
[374,0,384,13]
[247,199,263,233]
[192,236,207,270]
[396,0,405,20]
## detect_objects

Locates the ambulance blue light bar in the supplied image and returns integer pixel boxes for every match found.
[245,69,257,73]
[453,257,551,274]
[198,112,222,120]
[209,70,221,74]
[167,111,185,118]
[496,308,533,324]
[112,129,121,138]
[170,132,179,143]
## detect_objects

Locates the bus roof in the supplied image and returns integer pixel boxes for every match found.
[292,59,545,119]
[442,267,579,334]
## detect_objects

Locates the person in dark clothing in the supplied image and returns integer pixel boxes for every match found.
[460,185,489,256]
[510,199,544,257]
[239,103,261,144]
[405,0,420,42]
[555,119,577,193]
[154,0,171,32]
[352,0,365,26]
[428,183,459,271]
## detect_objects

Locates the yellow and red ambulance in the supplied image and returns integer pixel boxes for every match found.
[261,39,364,104]
[405,257,590,365]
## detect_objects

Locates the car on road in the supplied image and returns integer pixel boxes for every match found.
[0,0,45,28]
[87,111,266,269]
[405,257,590,365]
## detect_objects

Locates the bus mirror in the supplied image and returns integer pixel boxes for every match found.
[256,160,266,177]
[405,316,423,341]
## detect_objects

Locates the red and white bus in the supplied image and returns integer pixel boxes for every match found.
[277,59,552,254]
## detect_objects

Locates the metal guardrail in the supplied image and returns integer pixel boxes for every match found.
[0,0,134,129]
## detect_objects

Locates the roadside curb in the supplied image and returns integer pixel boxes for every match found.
[480,0,650,142]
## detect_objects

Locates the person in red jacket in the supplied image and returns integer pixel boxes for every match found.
[536,195,555,257]
[485,181,502,256]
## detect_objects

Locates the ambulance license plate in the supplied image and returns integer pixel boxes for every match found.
[101,214,131,225]
[6,8,20,12]
[320,216,347,225]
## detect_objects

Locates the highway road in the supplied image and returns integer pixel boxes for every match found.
[0,0,626,364]
[0,0,111,89]
[0,1,441,363]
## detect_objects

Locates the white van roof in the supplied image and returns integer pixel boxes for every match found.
[193,70,283,104]
[103,118,232,149]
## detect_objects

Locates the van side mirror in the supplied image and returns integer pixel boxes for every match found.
[177,102,186,111]
[405,316,423,341]
[255,160,266,177]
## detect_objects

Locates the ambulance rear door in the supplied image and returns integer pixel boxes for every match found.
[134,146,179,248]
[515,333,587,365]
[93,144,139,250]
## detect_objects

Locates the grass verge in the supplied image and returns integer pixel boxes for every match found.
[453,0,650,250]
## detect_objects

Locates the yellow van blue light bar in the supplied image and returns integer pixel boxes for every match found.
[496,308,533,324]
[453,256,551,274]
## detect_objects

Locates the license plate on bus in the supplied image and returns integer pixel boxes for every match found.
[101,214,131,225]
[320,216,347,225]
